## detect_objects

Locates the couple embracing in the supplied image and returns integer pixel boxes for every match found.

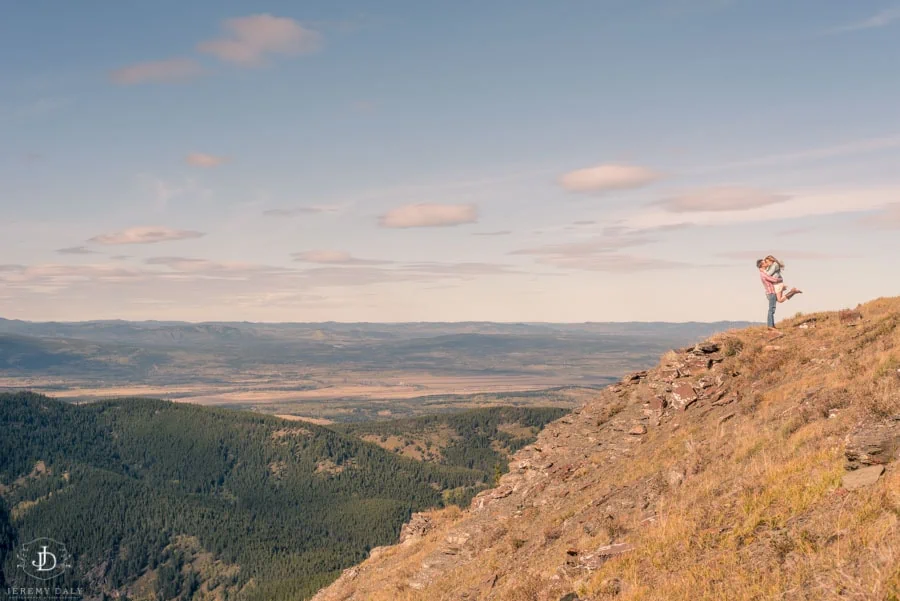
[758,255,802,335]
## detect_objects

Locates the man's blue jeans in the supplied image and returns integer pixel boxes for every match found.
[767,293,777,328]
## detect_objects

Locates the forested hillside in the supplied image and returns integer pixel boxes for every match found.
[0,393,499,600]
[336,406,567,474]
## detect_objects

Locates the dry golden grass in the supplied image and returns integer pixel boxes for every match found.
[582,299,900,600]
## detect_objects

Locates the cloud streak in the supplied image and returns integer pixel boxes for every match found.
[292,250,391,265]
[827,7,900,34]
[56,246,99,255]
[510,233,686,271]
[263,206,340,217]
[656,186,789,213]
[702,134,900,173]
[624,186,900,230]
[185,153,228,168]
[109,58,203,85]
[89,226,206,245]
[859,203,900,229]
[716,250,850,261]
[379,203,478,228]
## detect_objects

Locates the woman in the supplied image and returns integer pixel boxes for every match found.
[763,255,801,302]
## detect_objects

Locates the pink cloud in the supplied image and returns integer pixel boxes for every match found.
[109,58,203,85]
[185,153,228,168]
[559,164,662,193]
[197,14,322,66]
[379,203,478,228]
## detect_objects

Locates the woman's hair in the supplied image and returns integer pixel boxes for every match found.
[765,255,785,269]
[756,259,764,268]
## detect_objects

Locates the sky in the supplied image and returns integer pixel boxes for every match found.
[1,0,898,323]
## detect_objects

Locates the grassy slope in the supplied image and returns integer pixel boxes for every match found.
[311,297,900,601]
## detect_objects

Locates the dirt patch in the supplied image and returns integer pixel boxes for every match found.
[275,414,334,425]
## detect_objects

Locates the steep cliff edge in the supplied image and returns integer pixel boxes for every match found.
[313,298,900,601]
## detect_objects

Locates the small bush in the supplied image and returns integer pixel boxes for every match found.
[839,308,862,324]
[724,337,744,357]
[542,526,562,542]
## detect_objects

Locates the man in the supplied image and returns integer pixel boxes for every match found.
[758,258,782,335]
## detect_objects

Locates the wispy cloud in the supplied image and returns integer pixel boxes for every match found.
[379,203,478,228]
[776,226,814,236]
[655,187,789,213]
[145,256,293,276]
[716,250,851,261]
[291,250,391,265]
[827,7,900,34]
[198,14,322,66]
[538,254,691,272]
[89,226,205,245]
[296,261,521,287]
[511,235,652,258]
[400,262,523,278]
[472,230,512,237]
[109,58,203,85]
[701,134,900,173]
[262,206,340,217]
[56,246,99,255]
[859,203,900,229]
[559,164,663,193]
[185,153,228,168]
[509,228,696,272]
[623,186,900,230]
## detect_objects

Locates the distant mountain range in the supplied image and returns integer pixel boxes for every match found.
[0,318,754,377]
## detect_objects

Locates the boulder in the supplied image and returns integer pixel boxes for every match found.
[691,342,721,354]
[659,368,681,383]
[845,423,900,469]
[669,382,698,411]
[842,465,885,491]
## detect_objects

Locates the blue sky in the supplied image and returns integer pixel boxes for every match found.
[1,0,898,322]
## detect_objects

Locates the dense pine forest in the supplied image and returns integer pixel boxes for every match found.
[0,393,566,600]
[335,406,567,473]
